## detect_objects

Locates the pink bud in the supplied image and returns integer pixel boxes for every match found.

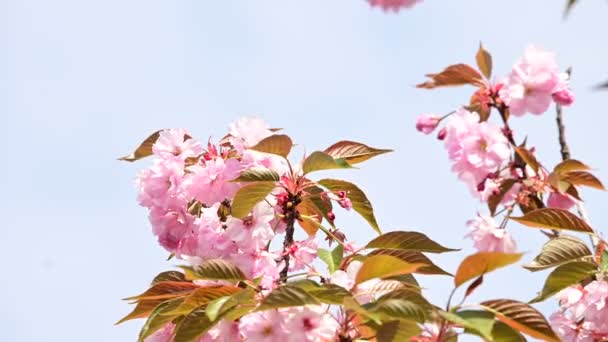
[337,191,347,199]
[552,88,575,106]
[338,198,352,210]
[327,211,336,222]
[415,113,441,135]
[436,127,447,140]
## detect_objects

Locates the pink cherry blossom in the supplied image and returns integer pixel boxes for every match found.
[136,160,189,210]
[553,87,576,106]
[549,311,594,342]
[144,323,175,342]
[229,116,273,151]
[152,128,202,161]
[225,202,276,252]
[444,109,510,198]
[367,0,422,12]
[415,113,440,135]
[465,215,517,253]
[580,281,608,333]
[283,306,340,342]
[288,237,318,271]
[548,192,577,210]
[189,157,242,206]
[499,46,569,116]
[239,310,289,341]
[149,208,196,252]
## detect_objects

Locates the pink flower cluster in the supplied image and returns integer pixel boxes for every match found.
[499,46,575,116]
[465,215,517,253]
[147,305,339,342]
[136,118,291,290]
[367,0,422,12]
[550,281,608,341]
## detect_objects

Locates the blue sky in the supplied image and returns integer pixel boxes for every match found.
[1,0,607,340]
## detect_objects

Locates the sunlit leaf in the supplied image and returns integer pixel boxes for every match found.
[481,299,559,342]
[524,235,592,271]
[258,285,320,311]
[553,159,590,175]
[562,171,605,190]
[454,252,524,287]
[355,255,423,285]
[318,179,381,234]
[323,140,392,165]
[173,306,217,342]
[511,208,593,233]
[366,231,457,253]
[515,146,540,173]
[307,284,352,305]
[118,130,162,162]
[530,261,597,303]
[151,271,186,284]
[249,134,293,158]
[369,249,452,276]
[180,259,247,282]
[161,286,242,316]
[438,310,495,341]
[375,320,421,342]
[317,244,344,273]
[230,182,276,219]
[138,298,184,341]
[302,151,353,174]
[476,43,493,79]
[492,320,526,342]
[232,167,280,182]
[417,64,484,89]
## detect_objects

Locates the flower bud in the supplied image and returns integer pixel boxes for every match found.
[552,87,575,106]
[436,127,447,141]
[338,198,352,210]
[327,211,336,222]
[415,113,441,135]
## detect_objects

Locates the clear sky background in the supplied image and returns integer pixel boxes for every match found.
[1,1,607,341]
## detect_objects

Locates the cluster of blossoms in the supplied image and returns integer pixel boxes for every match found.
[415,45,576,255]
[550,281,608,341]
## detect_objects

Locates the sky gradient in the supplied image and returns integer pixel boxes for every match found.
[1,1,608,340]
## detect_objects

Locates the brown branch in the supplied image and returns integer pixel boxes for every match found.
[279,199,297,281]
[556,103,571,161]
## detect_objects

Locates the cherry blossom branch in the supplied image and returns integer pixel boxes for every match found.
[279,201,297,282]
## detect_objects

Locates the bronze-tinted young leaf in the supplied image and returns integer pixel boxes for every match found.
[365,297,428,322]
[355,255,423,285]
[318,178,381,234]
[530,261,597,303]
[481,299,559,342]
[488,179,517,215]
[454,252,524,287]
[302,151,352,175]
[230,182,275,219]
[491,320,526,342]
[369,249,452,276]
[249,134,293,158]
[173,306,217,342]
[161,286,242,316]
[207,288,256,322]
[417,64,484,89]
[138,298,184,341]
[323,140,392,165]
[562,171,605,190]
[119,130,162,162]
[476,43,493,79]
[258,285,320,311]
[180,259,247,282]
[553,159,590,175]
[511,208,593,233]
[438,310,495,341]
[151,271,186,285]
[296,198,322,236]
[317,244,344,274]
[366,231,458,253]
[515,146,540,173]
[307,284,352,305]
[232,167,280,182]
[375,320,422,342]
[304,185,335,227]
[524,235,592,271]
[465,275,484,298]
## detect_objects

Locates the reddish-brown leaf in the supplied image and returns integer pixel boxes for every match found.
[481,299,560,341]
[511,208,593,233]
[416,64,484,89]
[476,43,493,79]
[454,252,523,287]
[562,171,605,190]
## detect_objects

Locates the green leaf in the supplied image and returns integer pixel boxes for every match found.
[302,151,353,174]
[366,231,458,253]
[173,306,217,342]
[138,298,184,341]
[151,271,186,285]
[601,250,608,272]
[161,286,242,316]
[318,178,381,234]
[365,298,428,322]
[230,182,276,219]
[476,43,493,79]
[524,235,592,271]
[258,285,320,311]
[307,284,352,305]
[355,255,423,285]
[232,167,280,182]
[369,249,452,276]
[530,261,597,303]
[438,310,495,341]
[491,320,526,342]
[118,130,162,162]
[209,288,257,321]
[249,134,293,158]
[416,63,484,89]
[375,320,422,342]
[317,245,343,273]
[481,299,559,342]
[323,140,392,165]
[205,296,233,322]
[180,259,247,282]
[455,252,524,287]
[511,208,594,234]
